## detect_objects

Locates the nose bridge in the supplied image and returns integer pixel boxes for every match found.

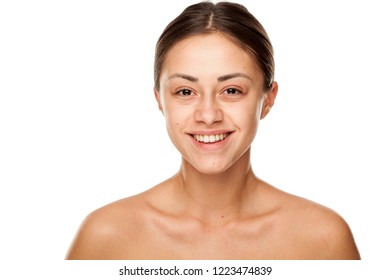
[194,91,223,125]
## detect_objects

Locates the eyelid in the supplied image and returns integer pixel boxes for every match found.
[175,87,195,96]
[222,86,244,95]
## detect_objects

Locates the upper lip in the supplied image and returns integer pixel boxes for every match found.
[187,130,234,136]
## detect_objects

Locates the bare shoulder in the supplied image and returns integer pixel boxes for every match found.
[65,190,155,260]
[266,186,360,259]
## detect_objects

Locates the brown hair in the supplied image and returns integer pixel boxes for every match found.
[154,1,275,92]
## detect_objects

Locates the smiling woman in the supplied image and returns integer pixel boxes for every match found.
[65,1,360,260]
[157,33,271,175]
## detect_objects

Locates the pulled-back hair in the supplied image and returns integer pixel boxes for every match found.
[154,1,275,92]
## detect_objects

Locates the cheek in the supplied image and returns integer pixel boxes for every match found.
[237,100,262,125]
[242,112,260,133]
[163,103,190,131]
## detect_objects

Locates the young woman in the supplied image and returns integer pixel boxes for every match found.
[66,1,360,260]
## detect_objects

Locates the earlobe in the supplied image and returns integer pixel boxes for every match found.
[153,88,164,114]
[260,105,271,120]
[260,81,278,120]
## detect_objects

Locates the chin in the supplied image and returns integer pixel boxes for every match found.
[191,161,233,175]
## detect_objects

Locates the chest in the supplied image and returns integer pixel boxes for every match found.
[117,222,300,259]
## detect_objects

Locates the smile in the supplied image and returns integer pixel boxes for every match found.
[192,132,232,144]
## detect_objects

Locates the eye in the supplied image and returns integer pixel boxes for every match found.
[224,87,242,95]
[176,88,193,96]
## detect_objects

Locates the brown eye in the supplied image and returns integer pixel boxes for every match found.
[225,88,242,95]
[177,88,192,96]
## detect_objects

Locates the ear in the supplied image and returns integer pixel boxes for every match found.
[154,88,164,114]
[260,81,278,120]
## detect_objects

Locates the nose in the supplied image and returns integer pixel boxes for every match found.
[194,94,223,126]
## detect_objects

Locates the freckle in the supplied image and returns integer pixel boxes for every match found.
[176,122,179,125]
[222,216,224,219]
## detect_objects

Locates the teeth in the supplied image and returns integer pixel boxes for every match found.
[192,133,230,144]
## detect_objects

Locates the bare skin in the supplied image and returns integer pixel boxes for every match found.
[66,151,360,259]
[66,33,360,260]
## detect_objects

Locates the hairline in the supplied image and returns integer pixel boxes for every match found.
[156,31,265,91]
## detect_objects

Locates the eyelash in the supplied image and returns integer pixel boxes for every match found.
[175,87,243,97]
[224,87,243,95]
[176,88,193,96]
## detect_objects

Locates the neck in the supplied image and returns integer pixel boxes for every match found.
[174,149,258,224]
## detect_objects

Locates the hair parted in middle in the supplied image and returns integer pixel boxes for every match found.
[154,1,275,92]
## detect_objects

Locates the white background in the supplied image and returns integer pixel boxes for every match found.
[1,0,389,278]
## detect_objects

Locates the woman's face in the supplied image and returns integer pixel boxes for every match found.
[155,33,277,174]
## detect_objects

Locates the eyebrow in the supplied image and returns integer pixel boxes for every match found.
[167,72,252,83]
[217,72,253,82]
[167,73,199,82]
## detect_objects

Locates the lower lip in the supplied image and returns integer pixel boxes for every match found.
[189,133,233,151]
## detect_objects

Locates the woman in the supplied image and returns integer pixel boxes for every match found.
[66,1,360,259]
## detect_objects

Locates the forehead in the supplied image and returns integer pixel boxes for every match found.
[161,33,262,81]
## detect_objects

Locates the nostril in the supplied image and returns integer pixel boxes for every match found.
[194,107,223,125]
